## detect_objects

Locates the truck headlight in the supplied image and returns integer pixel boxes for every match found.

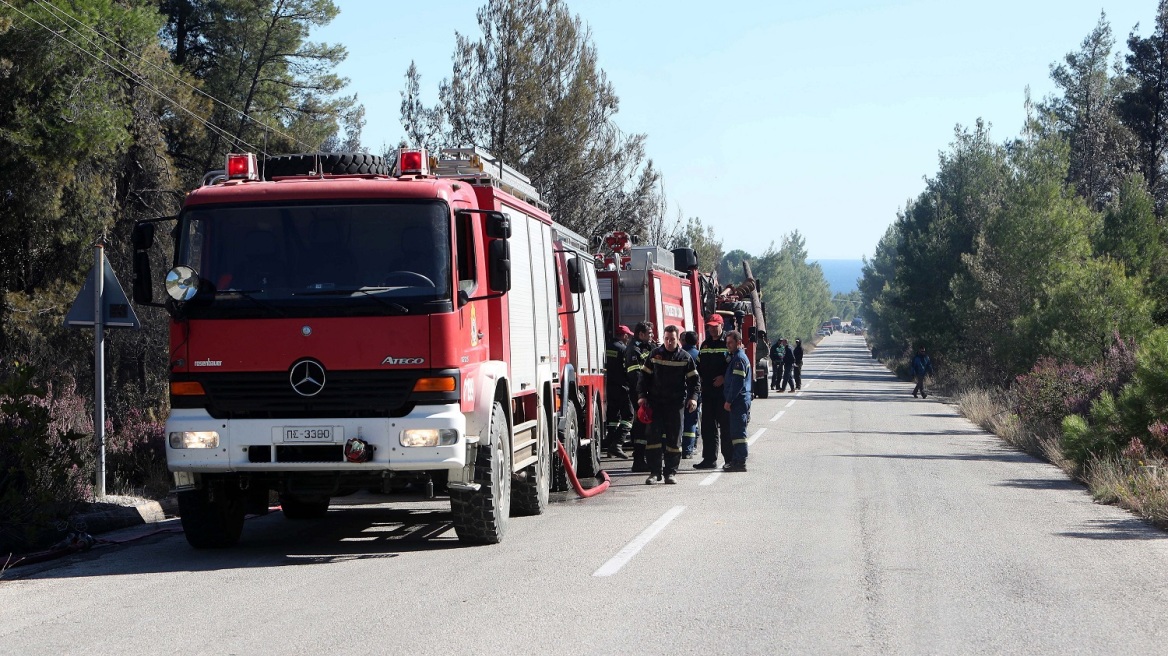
[400,429,458,447]
[169,431,219,449]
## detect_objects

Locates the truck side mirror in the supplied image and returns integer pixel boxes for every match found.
[131,222,156,304]
[488,239,511,292]
[486,212,511,239]
[567,256,587,294]
[132,222,155,250]
[133,251,153,304]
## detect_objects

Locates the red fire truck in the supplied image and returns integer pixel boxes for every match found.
[596,232,703,338]
[597,234,771,398]
[132,147,606,547]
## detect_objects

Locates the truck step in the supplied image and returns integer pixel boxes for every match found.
[513,455,539,471]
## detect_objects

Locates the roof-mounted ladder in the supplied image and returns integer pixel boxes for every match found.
[433,146,548,210]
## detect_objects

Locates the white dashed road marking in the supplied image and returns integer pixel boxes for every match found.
[593,506,687,577]
[747,427,767,446]
[699,472,722,487]
[769,410,785,422]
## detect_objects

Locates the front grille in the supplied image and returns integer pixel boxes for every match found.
[174,370,433,419]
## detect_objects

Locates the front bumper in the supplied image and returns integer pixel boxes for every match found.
[166,403,468,473]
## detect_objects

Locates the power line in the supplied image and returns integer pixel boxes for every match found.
[1,0,314,158]
[27,0,314,152]
[0,0,266,156]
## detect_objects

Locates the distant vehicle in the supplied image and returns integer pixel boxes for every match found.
[820,321,834,335]
[831,316,842,331]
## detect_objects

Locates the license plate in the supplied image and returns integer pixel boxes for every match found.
[282,426,341,443]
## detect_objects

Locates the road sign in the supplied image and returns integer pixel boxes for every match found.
[64,251,141,329]
[64,244,142,498]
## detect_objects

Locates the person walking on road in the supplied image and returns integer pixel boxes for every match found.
[625,322,654,471]
[681,330,701,459]
[604,325,634,459]
[911,346,933,398]
[779,338,796,393]
[793,338,804,391]
[722,330,751,471]
[695,314,732,470]
[637,325,700,485]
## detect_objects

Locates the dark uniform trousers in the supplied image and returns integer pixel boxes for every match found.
[647,405,685,477]
[605,384,633,448]
[700,390,731,465]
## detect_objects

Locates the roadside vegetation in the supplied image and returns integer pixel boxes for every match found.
[861,3,1168,527]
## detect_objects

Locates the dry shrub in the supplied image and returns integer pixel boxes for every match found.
[1084,456,1168,526]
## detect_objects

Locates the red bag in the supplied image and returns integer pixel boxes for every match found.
[636,404,653,424]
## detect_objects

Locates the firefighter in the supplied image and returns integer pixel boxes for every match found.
[604,325,634,459]
[722,330,751,471]
[624,321,654,472]
[680,330,701,458]
[637,325,700,484]
[695,314,732,470]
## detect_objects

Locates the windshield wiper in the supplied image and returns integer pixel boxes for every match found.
[214,289,288,317]
[294,287,410,314]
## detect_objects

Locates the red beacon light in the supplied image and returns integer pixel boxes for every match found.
[398,148,429,176]
[225,153,258,181]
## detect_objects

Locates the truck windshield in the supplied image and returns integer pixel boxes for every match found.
[175,200,452,315]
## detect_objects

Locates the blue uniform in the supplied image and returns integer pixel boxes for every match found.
[723,348,752,466]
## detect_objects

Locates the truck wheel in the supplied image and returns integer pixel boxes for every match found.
[512,409,550,516]
[553,402,579,492]
[576,400,603,478]
[753,378,770,399]
[279,494,330,520]
[263,153,388,179]
[451,401,511,544]
[178,485,245,549]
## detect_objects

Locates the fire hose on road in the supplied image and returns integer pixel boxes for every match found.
[556,439,611,498]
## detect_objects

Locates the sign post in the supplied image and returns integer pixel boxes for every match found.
[64,242,141,499]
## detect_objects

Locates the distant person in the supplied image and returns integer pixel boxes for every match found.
[793,338,804,390]
[637,325,700,485]
[770,337,784,391]
[911,346,933,399]
[722,330,751,472]
[680,330,701,459]
[779,338,796,393]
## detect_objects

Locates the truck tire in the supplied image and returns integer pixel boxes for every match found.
[512,409,550,516]
[552,402,579,492]
[576,399,603,479]
[263,152,388,179]
[753,378,770,399]
[279,493,330,520]
[451,401,511,544]
[178,485,245,549]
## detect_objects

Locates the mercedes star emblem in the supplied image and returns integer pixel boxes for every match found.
[289,359,326,397]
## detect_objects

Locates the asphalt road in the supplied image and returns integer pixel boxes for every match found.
[4,333,1168,655]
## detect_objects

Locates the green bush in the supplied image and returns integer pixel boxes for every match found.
[1059,328,1168,465]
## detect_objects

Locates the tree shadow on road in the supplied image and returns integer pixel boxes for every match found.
[1056,518,1167,540]
[832,451,1037,463]
[995,478,1084,491]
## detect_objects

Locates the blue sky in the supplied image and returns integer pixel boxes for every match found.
[315,1,1152,260]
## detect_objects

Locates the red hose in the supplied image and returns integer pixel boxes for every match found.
[556,440,610,498]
